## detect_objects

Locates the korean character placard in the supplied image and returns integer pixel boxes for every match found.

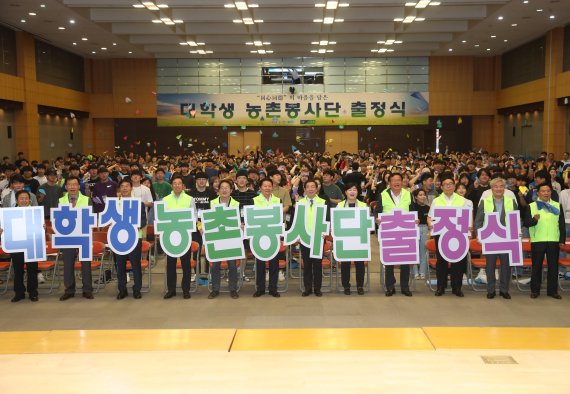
[378,209,419,265]
[51,205,97,261]
[200,205,245,262]
[0,206,46,262]
[478,211,523,266]
[244,205,284,261]
[331,207,374,262]
[99,198,142,255]
[431,207,472,262]
[154,201,196,258]
[284,203,329,259]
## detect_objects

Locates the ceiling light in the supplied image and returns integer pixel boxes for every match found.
[415,17,425,21]
[403,16,416,23]
[415,0,431,8]
[157,3,168,8]
[335,19,344,22]
[323,17,334,24]
[20,19,25,23]
[128,51,133,54]
[523,0,528,3]
[474,44,479,47]
[81,37,88,41]
[173,19,183,23]
[394,18,404,22]
[236,1,248,10]
[504,39,508,42]
[461,40,467,43]
[133,4,145,8]
[550,15,555,19]
[314,19,323,22]
[448,48,453,52]
[233,19,242,23]
[430,1,440,5]
[486,48,491,51]
[379,48,387,53]
[405,2,416,5]
[491,35,496,38]
[326,1,339,9]
[101,47,107,50]
[28,12,36,16]
[498,16,503,20]
[40,4,45,7]
[141,1,159,10]
[370,49,378,52]
[72,42,77,45]
[152,19,162,23]
[386,49,394,52]
[511,23,517,27]
[69,19,75,24]
[58,26,65,30]
[339,2,349,6]
[320,40,328,45]
[536,9,543,12]
[112,42,117,46]
[91,51,96,54]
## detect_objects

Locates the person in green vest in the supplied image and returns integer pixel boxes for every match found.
[163,176,197,300]
[338,182,369,295]
[427,172,471,297]
[59,176,94,301]
[253,178,282,298]
[208,179,240,300]
[374,173,415,297]
[523,182,565,299]
[299,179,329,297]
[474,177,519,299]
[115,177,147,300]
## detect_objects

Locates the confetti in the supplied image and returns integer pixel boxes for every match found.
[367,126,372,132]
[457,117,463,125]
[176,134,182,140]
[151,91,157,96]
[125,97,132,104]
[70,112,75,119]
[222,142,228,148]
[135,109,141,116]
[259,130,263,135]
[272,132,279,138]
[240,125,246,130]
[212,149,218,155]
[147,142,151,147]
[245,145,250,150]
[188,143,193,147]
[190,110,196,117]
[339,125,345,129]
[291,145,297,152]
[115,145,120,149]
[179,140,183,147]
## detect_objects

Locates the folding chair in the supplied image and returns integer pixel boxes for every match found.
[146,224,159,268]
[468,239,494,292]
[208,260,243,293]
[163,241,200,293]
[513,238,546,292]
[558,238,570,292]
[425,238,440,292]
[335,261,370,293]
[126,241,152,293]
[0,248,12,295]
[72,241,107,293]
[379,263,416,292]
[36,242,61,295]
[299,240,334,293]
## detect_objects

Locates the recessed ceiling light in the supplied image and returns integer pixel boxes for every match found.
[28,12,36,16]
[415,17,425,21]
[486,48,491,51]
[40,4,45,7]
[511,23,517,27]
[474,44,480,47]
[20,19,26,23]
[152,20,162,23]
[448,48,453,52]
[157,3,169,8]
[113,42,117,46]
[91,51,96,54]
[498,16,503,20]
[491,35,496,38]
[58,27,65,30]
[394,18,404,22]
[523,0,528,3]
[550,15,555,19]
[133,4,145,8]
[101,47,107,50]
[536,9,543,12]
[82,37,88,41]
[504,39,508,42]
[461,40,467,43]
[69,19,75,24]
[72,42,77,45]
[128,51,133,54]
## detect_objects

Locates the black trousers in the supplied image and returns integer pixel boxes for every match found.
[340,261,365,289]
[256,257,279,293]
[301,245,322,292]
[530,241,559,295]
[193,231,207,275]
[12,252,38,297]
[385,264,410,291]
[434,235,467,290]
[115,239,143,293]
[166,249,192,293]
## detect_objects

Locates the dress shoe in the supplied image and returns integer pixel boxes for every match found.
[434,286,445,296]
[230,291,239,299]
[59,293,74,301]
[530,292,539,299]
[499,292,511,299]
[487,292,496,299]
[314,291,323,297]
[133,291,142,299]
[357,287,365,295]
[385,288,396,297]
[252,290,265,298]
[11,295,25,303]
[452,289,464,297]
[549,293,562,300]
[163,290,176,299]
[116,290,128,300]
[208,291,220,299]
[83,292,94,300]
[269,291,280,298]
[402,290,413,297]
[30,295,39,302]
[183,291,191,299]
[343,288,351,295]
[302,290,312,297]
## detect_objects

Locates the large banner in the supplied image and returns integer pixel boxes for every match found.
[157,92,429,127]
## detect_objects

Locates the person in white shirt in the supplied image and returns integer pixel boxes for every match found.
[33,164,48,186]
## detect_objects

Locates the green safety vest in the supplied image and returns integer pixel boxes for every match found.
[529,200,561,243]
[59,193,89,207]
[381,188,412,213]
[210,196,240,208]
[433,192,465,207]
[298,195,326,232]
[483,195,515,213]
[253,193,280,207]
[163,191,193,209]
[337,200,367,208]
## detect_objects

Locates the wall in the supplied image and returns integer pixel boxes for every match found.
[0,109,17,160]
[503,111,543,157]
[38,114,84,160]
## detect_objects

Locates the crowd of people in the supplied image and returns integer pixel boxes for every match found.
[1,146,569,302]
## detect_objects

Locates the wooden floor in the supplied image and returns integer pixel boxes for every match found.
[2,327,570,354]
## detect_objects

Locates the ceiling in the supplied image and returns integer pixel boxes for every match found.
[0,0,569,59]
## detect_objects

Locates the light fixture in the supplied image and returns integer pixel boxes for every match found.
[82,37,88,41]
[474,44,480,47]
[404,0,439,7]
[40,4,45,7]
[550,15,555,19]
[448,48,453,52]
[511,23,517,27]
[91,51,96,54]
[28,12,36,16]
[315,1,349,8]
[523,0,528,3]
[536,9,543,12]
[504,39,508,42]
[190,49,214,55]
[461,40,467,43]
[225,1,259,9]
[234,18,262,24]
[128,51,133,54]
[72,42,77,45]
[69,19,75,24]
[487,48,491,51]
[113,42,117,46]
[58,26,65,30]
[20,19,26,23]
[101,47,107,50]
[498,16,503,20]
[491,35,496,38]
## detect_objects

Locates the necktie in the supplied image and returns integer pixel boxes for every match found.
[310,199,313,207]
[71,197,76,208]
